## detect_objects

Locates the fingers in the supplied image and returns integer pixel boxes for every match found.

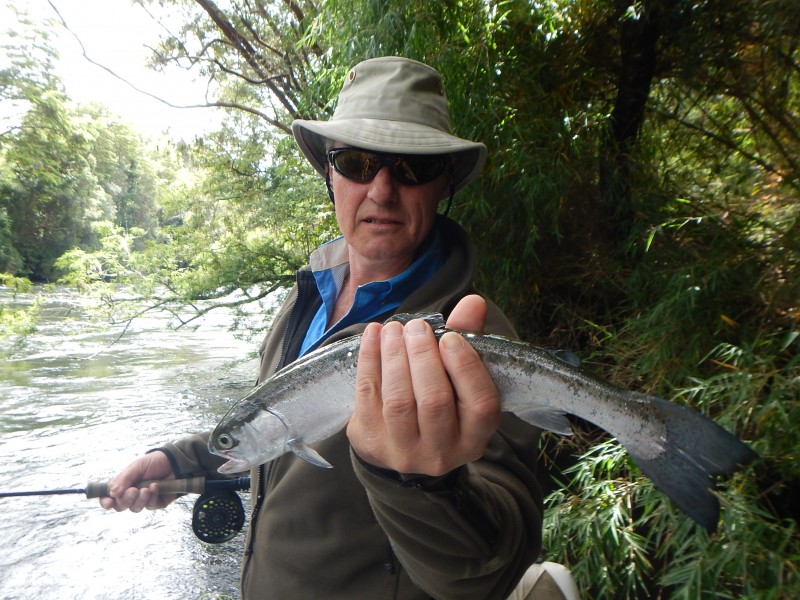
[348,295,501,476]
[349,317,459,473]
[99,451,176,512]
[105,483,159,513]
[440,331,500,458]
[441,295,500,460]
[349,323,386,463]
[404,319,459,465]
[446,294,487,333]
[380,321,421,453]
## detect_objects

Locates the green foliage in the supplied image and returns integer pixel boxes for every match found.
[0,203,22,273]
[544,441,655,598]
[1,9,164,281]
[53,222,142,287]
[133,114,337,312]
[53,112,337,329]
[300,0,800,597]
[0,273,40,339]
[4,0,800,595]
[544,333,799,598]
[0,3,62,131]
[0,93,164,280]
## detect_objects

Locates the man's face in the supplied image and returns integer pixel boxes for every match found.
[329,149,450,274]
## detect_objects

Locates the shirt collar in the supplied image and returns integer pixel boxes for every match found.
[301,229,445,355]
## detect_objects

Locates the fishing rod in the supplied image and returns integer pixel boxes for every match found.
[0,476,250,544]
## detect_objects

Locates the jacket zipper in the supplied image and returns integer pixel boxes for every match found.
[242,280,304,589]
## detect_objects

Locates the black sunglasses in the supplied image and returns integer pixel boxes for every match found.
[327,148,450,186]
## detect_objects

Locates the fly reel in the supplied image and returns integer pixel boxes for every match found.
[192,489,246,544]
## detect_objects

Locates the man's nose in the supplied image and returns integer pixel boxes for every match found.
[367,166,400,203]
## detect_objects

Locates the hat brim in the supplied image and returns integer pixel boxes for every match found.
[292,118,487,193]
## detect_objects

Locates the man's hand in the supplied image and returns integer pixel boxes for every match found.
[99,450,177,512]
[347,295,501,475]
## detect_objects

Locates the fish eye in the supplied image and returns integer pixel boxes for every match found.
[217,433,235,449]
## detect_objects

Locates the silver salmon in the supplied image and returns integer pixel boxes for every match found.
[209,313,756,531]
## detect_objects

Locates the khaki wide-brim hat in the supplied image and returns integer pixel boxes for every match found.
[292,56,487,193]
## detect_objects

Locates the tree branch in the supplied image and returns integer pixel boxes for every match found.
[194,0,301,118]
[46,0,222,119]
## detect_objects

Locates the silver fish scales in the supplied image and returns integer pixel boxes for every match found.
[209,313,757,531]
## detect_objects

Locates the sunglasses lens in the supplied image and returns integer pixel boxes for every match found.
[331,150,380,181]
[396,155,447,184]
[329,149,447,185]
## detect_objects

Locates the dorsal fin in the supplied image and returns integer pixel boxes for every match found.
[548,349,581,368]
[385,312,447,336]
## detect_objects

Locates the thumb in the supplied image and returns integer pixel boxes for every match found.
[445,294,487,333]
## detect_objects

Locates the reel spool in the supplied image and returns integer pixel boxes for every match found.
[192,489,246,544]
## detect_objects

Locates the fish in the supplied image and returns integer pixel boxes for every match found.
[209,313,757,531]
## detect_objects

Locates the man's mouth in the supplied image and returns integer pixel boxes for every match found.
[364,218,401,225]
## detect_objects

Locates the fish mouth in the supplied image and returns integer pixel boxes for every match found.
[214,450,254,475]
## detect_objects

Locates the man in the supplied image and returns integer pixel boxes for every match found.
[103,57,556,600]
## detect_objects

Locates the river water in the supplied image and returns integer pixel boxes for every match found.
[0,286,273,600]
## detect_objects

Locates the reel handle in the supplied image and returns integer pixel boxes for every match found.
[85,476,207,498]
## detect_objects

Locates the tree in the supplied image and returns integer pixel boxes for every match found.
[47,0,338,325]
[0,95,168,281]
[18,0,797,595]
[83,105,160,234]
[0,6,166,280]
[1,91,113,279]
[0,4,62,137]
[147,0,797,596]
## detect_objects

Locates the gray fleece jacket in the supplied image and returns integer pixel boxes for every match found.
[162,216,544,600]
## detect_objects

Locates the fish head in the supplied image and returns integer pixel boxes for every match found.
[209,409,290,475]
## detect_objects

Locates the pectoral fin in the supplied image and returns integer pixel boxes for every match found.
[288,439,333,469]
[513,406,573,436]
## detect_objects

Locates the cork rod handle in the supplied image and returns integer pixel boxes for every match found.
[84,476,207,498]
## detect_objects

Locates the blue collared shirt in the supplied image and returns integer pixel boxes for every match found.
[299,230,446,356]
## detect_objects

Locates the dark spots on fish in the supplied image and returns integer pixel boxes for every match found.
[341,349,358,370]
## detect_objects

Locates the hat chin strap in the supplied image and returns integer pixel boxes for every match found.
[325,172,335,203]
[442,181,455,217]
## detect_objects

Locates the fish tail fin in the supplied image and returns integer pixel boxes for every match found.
[628,395,758,532]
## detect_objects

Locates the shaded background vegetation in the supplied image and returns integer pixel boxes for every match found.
[2,0,798,597]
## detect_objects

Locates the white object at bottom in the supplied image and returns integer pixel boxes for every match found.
[505,561,581,600]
